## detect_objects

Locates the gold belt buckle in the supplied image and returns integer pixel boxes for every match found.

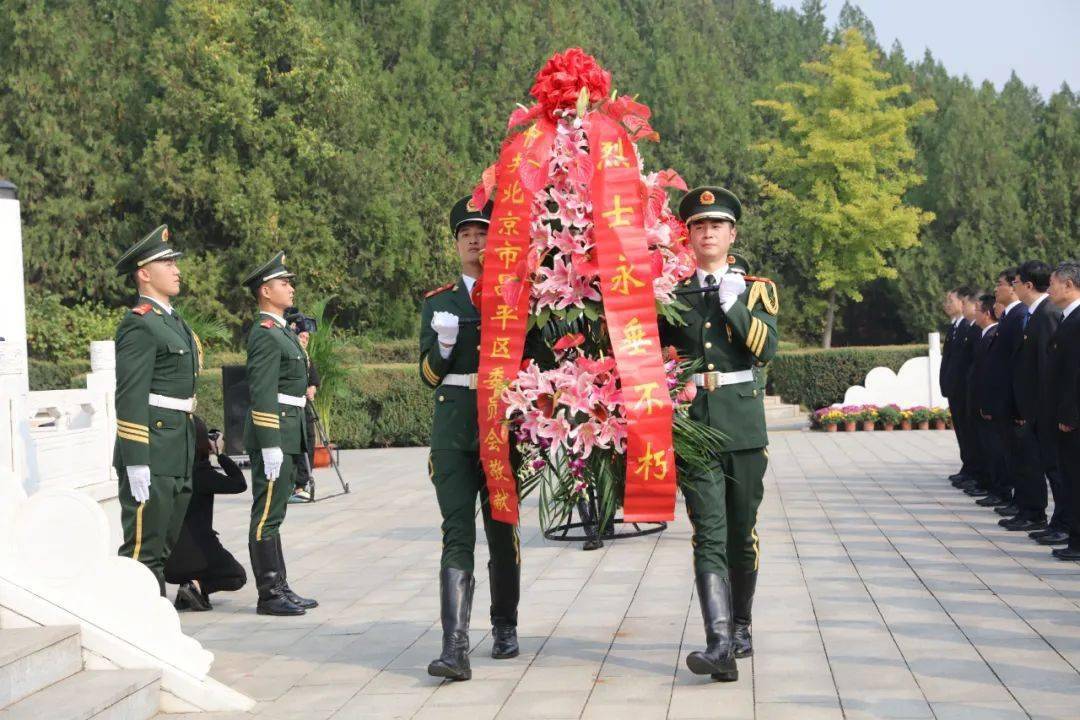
[468,374,478,390]
[704,372,719,392]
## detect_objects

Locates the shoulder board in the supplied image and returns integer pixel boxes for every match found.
[745,275,775,285]
[260,319,276,329]
[425,282,455,299]
[131,303,153,316]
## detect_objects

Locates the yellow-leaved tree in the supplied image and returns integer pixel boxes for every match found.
[754,28,936,348]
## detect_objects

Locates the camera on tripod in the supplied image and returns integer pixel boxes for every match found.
[284,307,318,335]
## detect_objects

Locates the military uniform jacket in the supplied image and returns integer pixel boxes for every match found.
[243,313,309,455]
[420,282,482,452]
[660,274,779,452]
[113,297,199,477]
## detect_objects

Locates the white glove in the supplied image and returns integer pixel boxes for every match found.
[128,465,151,503]
[431,311,460,357]
[718,272,747,310]
[262,447,284,481]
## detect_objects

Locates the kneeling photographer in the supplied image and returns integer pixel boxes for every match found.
[166,416,248,611]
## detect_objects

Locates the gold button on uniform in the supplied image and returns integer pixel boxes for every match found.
[705,342,712,348]
[281,411,286,416]
[155,421,163,428]
[707,363,715,370]
[438,395,445,402]
[705,322,712,329]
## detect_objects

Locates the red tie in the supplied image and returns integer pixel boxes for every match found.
[470,279,483,311]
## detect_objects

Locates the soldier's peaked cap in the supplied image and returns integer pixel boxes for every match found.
[679,186,742,226]
[115,224,182,275]
[450,195,494,235]
[242,251,295,290]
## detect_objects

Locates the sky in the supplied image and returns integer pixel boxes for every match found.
[773,0,1079,98]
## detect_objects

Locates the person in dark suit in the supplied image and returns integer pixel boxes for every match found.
[956,292,987,496]
[978,269,1027,512]
[1001,260,1063,534]
[166,416,248,611]
[1046,261,1080,558]
[941,287,976,485]
[968,295,1005,502]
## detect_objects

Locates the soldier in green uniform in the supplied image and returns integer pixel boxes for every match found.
[241,252,318,616]
[422,196,521,682]
[660,187,779,682]
[113,225,199,596]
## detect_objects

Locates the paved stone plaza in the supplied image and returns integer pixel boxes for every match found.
[165,430,1080,719]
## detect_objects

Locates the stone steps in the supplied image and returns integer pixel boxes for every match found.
[764,394,808,431]
[0,626,160,720]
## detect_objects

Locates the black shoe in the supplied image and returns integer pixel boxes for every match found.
[1000,516,1048,532]
[428,568,474,681]
[1029,529,1053,540]
[576,498,605,551]
[250,539,305,616]
[964,487,990,497]
[948,472,965,482]
[1036,531,1071,546]
[976,494,1004,507]
[272,535,318,609]
[730,568,756,659]
[1052,546,1080,561]
[995,503,1019,517]
[686,573,738,682]
[958,479,979,492]
[174,582,212,612]
[489,559,520,659]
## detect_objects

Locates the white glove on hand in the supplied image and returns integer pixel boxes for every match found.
[128,465,151,503]
[431,311,460,347]
[262,447,284,481]
[718,272,747,310]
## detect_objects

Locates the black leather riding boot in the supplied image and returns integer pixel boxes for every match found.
[273,535,318,609]
[730,568,757,659]
[489,559,520,659]
[427,567,475,681]
[685,572,738,681]
[250,538,305,616]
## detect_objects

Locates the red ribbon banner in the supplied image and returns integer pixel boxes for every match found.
[477,119,557,525]
[587,112,677,522]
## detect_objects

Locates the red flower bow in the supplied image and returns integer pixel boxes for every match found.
[529,48,612,119]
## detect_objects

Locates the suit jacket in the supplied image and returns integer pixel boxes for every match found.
[968,324,998,415]
[939,319,962,396]
[1048,310,1080,428]
[980,303,1026,419]
[1012,296,1063,424]
[164,454,246,580]
[941,319,973,398]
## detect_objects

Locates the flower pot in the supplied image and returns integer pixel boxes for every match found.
[933,419,947,430]
[900,420,911,431]
[883,423,895,432]
[825,424,838,433]
[843,421,857,432]
[918,421,930,431]
[861,421,875,432]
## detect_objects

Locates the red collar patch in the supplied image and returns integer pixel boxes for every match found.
[132,303,152,316]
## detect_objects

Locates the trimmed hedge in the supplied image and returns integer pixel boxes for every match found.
[767,344,929,410]
[30,343,931,448]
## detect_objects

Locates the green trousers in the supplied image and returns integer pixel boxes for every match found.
[682,448,766,576]
[249,450,297,543]
[429,450,520,574]
[118,468,192,590]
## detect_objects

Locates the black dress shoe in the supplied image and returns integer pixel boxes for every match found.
[1000,516,1048,532]
[1036,531,1071,546]
[995,503,1019,517]
[949,473,965,481]
[174,582,212,612]
[964,487,990,497]
[1052,546,1080,561]
[976,495,1004,507]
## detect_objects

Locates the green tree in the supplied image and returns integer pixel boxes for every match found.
[753,28,936,347]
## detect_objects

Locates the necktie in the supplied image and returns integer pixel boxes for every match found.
[470,278,483,310]
[704,274,718,314]
[1022,308,1031,330]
